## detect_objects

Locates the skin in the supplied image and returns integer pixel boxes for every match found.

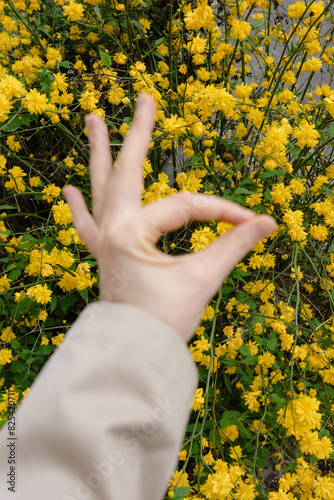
[63,93,277,342]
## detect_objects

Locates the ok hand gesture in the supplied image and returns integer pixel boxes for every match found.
[63,93,276,341]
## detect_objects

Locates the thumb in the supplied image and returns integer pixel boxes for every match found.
[194,215,277,292]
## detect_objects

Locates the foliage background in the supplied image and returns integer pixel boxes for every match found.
[0,0,334,498]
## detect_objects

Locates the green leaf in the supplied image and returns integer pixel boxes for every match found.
[327,125,334,138]
[8,268,21,282]
[260,168,285,179]
[255,448,269,468]
[132,19,144,31]
[235,421,253,440]
[38,345,53,356]
[11,339,20,350]
[221,357,237,367]
[235,187,254,196]
[322,186,334,196]
[78,288,89,305]
[50,294,58,313]
[235,158,245,171]
[94,3,101,18]
[241,356,257,366]
[3,114,32,132]
[264,333,278,351]
[219,411,242,429]
[210,426,222,452]
[60,60,73,69]
[250,19,264,28]
[10,360,26,374]
[59,294,78,313]
[172,486,191,499]
[220,417,232,429]
[270,393,285,408]
[0,205,16,210]
[239,344,252,357]
[99,47,111,68]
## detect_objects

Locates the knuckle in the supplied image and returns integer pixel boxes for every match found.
[89,126,108,149]
[104,220,134,249]
[192,261,213,288]
[177,191,196,219]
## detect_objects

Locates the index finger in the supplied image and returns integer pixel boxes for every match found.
[107,93,156,213]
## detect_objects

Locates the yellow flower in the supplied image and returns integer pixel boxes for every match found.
[290,266,304,280]
[42,184,61,202]
[0,349,13,365]
[57,227,82,246]
[288,1,306,19]
[23,89,49,114]
[39,310,48,322]
[293,119,320,148]
[222,424,239,442]
[29,176,41,187]
[113,52,127,65]
[57,272,77,292]
[190,226,216,252]
[303,57,322,73]
[282,70,296,85]
[183,2,215,31]
[289,178,306,195]
[46,47,62,68]
[309,224,329,241]
[202,305,215,321]
[271,183,292,205]
[63,0,84,21]
[310,174,328,193]
[0,327,16,343]
[139,18,151,32]
[178,64,187,74]
[243,390,261,412]
[192,388,205,411]
[230,18,251,41]
[156,44,168,57]
[79,90,98,111]
[52,200,73,225]
[6,136,21,153]
[187,35,207,54]
[0,94,12,122]
[52,334,65,347]
[200,470,233,499]
[203,451,215,465]
[235,122,247,139]
[0,275,11,293]
[0,75,25,99]
[25,249,54,277]
[229,445,242,461]
[248,253,264,269]
[27,284,52,304]
[277,394,321,438]
[5,167,26,193]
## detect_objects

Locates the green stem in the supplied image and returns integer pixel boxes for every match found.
[7,0,47,55]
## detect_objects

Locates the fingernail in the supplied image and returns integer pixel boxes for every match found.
[137,93,147,106]
[85,114,95,131]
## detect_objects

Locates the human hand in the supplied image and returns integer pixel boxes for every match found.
[63,93,276,342]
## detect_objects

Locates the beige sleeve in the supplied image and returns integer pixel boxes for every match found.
[0,302,198,500]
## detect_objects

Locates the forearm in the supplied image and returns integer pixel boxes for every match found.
[0,302,198,500]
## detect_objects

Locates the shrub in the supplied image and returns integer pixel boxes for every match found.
[0,0,334,498]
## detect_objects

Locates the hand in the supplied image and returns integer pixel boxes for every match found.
[63,93,276,342]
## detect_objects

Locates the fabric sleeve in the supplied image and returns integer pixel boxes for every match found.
[0,301,198,500]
